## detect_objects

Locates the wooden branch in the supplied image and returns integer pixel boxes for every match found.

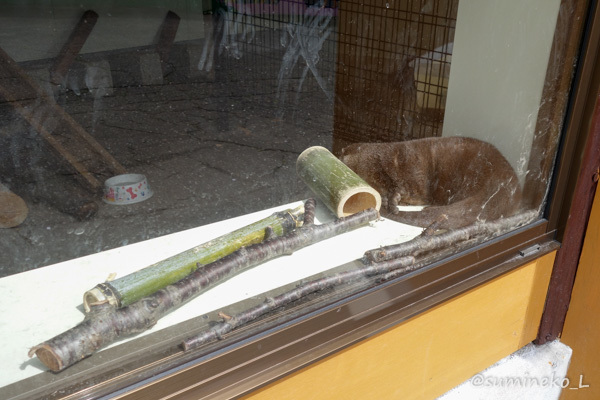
[83,204,306,311]
[182,210,540,350]
[182,254,427,350]
[297,146,381,217]
[156,11,181,73]
[0,45,126,191]
[50,10,99,86]
[364,210,539,262]
[303,197,317,226]
[28,205,378,372]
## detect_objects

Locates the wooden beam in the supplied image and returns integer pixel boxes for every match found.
[156,11,181,73]
[0,46,126,192]
[50,10,99,86]
[560,187,600,399]
[523,0,591,212]
[536,80,600,344]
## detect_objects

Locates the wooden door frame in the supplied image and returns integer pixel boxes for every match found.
[536,0,600,344]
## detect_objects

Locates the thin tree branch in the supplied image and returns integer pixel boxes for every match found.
[181,255,428,350]
[182,210,540,350]
[364,210,539,262]
[303,197,317,226]
[28,204,379,372]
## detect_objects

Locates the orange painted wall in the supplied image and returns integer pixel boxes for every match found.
[245,252,556,400]
[560,188,600,399]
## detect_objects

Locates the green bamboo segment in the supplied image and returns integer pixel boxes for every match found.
[296,146,381,217]
[83,205,305,311]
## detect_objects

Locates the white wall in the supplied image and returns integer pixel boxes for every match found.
[0,2,207,62]
[442,0,562,184]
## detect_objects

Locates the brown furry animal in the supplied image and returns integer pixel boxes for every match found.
[340,137,522,230]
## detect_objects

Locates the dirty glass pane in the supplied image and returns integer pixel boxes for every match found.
[0,0,587,396]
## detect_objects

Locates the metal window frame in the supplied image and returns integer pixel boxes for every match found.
[5,0,599,398]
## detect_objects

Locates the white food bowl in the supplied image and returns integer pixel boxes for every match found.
[103,174,153,205]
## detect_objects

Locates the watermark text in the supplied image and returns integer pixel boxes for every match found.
[470,373,590,390]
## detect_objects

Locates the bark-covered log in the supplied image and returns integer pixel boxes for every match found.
[28,206,378,372]
[83,204,305,311]
[297,146,381,217]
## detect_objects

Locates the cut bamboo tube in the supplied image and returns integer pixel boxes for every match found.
[83,204,305,311]
[296,146,381,217]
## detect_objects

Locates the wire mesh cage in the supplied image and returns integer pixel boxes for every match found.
[211,0,456,143]
[332,0,458,153]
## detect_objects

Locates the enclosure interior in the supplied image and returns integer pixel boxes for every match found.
[0,0,562,274]
[0,0,577,396]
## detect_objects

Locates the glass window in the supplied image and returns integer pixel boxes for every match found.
[0,0,590,397]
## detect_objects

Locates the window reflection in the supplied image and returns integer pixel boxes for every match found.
[0,0,587,396]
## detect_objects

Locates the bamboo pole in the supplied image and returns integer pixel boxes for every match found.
[29,206,378,372]
[83,204,305,311]
[296,146,381,217]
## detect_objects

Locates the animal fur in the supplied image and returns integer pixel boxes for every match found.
[340,137,522,230]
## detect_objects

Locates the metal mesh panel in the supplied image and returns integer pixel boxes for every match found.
[211,0,456,140]
[333,0,457,153]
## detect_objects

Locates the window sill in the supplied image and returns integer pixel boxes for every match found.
[0,202,557,399]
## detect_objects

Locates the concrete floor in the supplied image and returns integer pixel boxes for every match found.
[0,30,335,276]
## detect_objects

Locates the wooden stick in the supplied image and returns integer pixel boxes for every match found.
[50,10,99,86]
[181,254,428,350]
[156,11,181,73]
[303,197,317,226]
[182,211,539,350]
[28,206,378,372]
[0,85,103,190]
[0,46,126,180]
[364,210,539,263]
